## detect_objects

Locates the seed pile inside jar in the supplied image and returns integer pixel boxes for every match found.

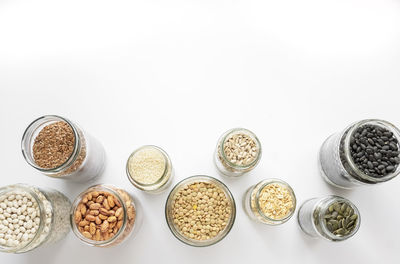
[127,146,166,185]
[33,121,75,169]
[222,132,258,166]
[323,201,358,236]
[171,182,232,241]
[74,191,127,241]
[257,183,294,220]
[350,124,400,177]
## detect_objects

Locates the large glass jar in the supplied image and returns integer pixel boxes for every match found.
[70,184,140,247]
[126,145,173,194]
[21,115,105,182]
[0,184,71,253]
[214,128,262,177]
[319,119,400,188]
[165,175,236,247]
[297,195,361,242]
[243,179,296,225]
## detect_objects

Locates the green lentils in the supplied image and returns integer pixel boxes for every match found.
[323,201,358,236]
[171,182,232,241]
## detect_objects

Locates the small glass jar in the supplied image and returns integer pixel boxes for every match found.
[319,119,400,188]
[0,184,71,253]
[165,175,236,247]
[297,195,361,242]
[243,179,296,225]
[21,115,106,182]
[70,184,140,247]
[126,145,173,194]
[214,128,262,177]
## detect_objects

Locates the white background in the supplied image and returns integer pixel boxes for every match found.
[1,0,400,263]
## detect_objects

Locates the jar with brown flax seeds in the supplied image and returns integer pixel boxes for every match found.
[214,128,262,177]
[21,115,105,182]
[70,184,141,247]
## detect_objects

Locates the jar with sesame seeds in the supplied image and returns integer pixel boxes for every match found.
[243,179,296,225]
[21,115,106,182]
[214,128,262,177]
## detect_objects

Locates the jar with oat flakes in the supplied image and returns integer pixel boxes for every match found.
[21,115,105,182]
[243,179,296,225]
[214,128,262,177]
[70,184,140,247]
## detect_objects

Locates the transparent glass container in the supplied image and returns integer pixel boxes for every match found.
[70,184,141,247]
[165,175,236,247]
[21,115,106,182]
[297,195,361,242]
[0,184,71,253]
[126,145,173,194]
[214,128,262,177]
[243,179,296,225]
[319,119,400,189]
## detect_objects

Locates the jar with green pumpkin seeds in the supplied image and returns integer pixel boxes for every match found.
[297,195,361,242]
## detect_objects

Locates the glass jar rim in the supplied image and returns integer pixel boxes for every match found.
[70,184,128,247]
[126,145,171,190]
[316,195,361,241]
[343,119,400,183]
[0,184,48,253]
[219,128,262,169]
[165,175,236,247]
[21,115,81,173]
[253,178,297,223]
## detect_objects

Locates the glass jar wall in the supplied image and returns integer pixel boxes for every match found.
[21,115,105,182]
[0,184,71,253]
[70,184,140,247]
[319,119,400,188]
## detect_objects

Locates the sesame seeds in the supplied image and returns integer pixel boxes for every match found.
[32,121,75,169]
[127,146,166,185]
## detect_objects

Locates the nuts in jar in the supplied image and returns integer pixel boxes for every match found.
[71,185,138,247]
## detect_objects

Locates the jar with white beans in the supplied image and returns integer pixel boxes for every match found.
[0,184,71,253]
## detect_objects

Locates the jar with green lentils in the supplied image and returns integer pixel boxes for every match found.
[297,195,361,242]
[165,175,236,247]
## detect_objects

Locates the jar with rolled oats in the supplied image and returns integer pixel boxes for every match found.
[214,128,262,177]
[243,179,296,225]
[21,115,105,182]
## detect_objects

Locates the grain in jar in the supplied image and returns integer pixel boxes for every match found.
[21,115,105,182]
[126,145,173,193]
[0,184,71,253]
[214,128,262,177]
[165,176,236,247]
[243,179,296,225]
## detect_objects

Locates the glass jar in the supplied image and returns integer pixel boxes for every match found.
[165,175,236,247]
[0,184,71,253]
[126,145,173,194]
[21,115,106,182]
[319,119,400,188]
[243,179,296,225]
[297,195,361,242]
[70,184,140,247]
[214,128,262,177]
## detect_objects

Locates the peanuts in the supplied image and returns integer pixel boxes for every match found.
[74,190,127,242]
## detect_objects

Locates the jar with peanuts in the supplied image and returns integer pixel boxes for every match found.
[70,184,140,247]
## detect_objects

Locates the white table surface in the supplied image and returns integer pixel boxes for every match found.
[1,0,400,263]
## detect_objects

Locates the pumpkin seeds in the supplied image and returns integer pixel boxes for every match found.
[322,201,358,237]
